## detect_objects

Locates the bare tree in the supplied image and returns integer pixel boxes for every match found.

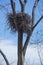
[0,50,10,65]
[7,0,43,65]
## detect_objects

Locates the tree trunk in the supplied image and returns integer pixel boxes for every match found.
[17,30,23,65]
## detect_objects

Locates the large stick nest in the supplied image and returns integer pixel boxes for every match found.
[7,12,32,33]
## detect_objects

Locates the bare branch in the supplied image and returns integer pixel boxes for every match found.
[10,0,17,29]
[19,0,27,12]
[22,32,32,56]
[32,0,39,27]
[33,16,43,29]
[10,0,16,14]
[24,0,27,5]
[0,50,10,65]
[19,0,24,12]
[19,0,23,6]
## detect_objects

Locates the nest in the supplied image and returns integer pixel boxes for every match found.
[7,12,32,33]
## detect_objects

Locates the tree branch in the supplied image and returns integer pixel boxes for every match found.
[19,0,24,12]
[33,16,43,29]
[10,0,17,29]
[19,0,27,12]
[32,0,39,27]
[0,50,10,65]
[10,0,16,14]
[22,32,32,56]
[19,0,23,6]
[22,0,40,57]
[24,0,27,5]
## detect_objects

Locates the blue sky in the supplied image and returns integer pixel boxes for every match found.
[0,0,43,45]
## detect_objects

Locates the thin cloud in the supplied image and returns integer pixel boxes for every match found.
[0,39,14,46]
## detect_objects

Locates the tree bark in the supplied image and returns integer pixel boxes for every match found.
[17,30,23,65]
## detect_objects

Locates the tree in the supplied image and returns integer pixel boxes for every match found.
[7,0,43,65]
